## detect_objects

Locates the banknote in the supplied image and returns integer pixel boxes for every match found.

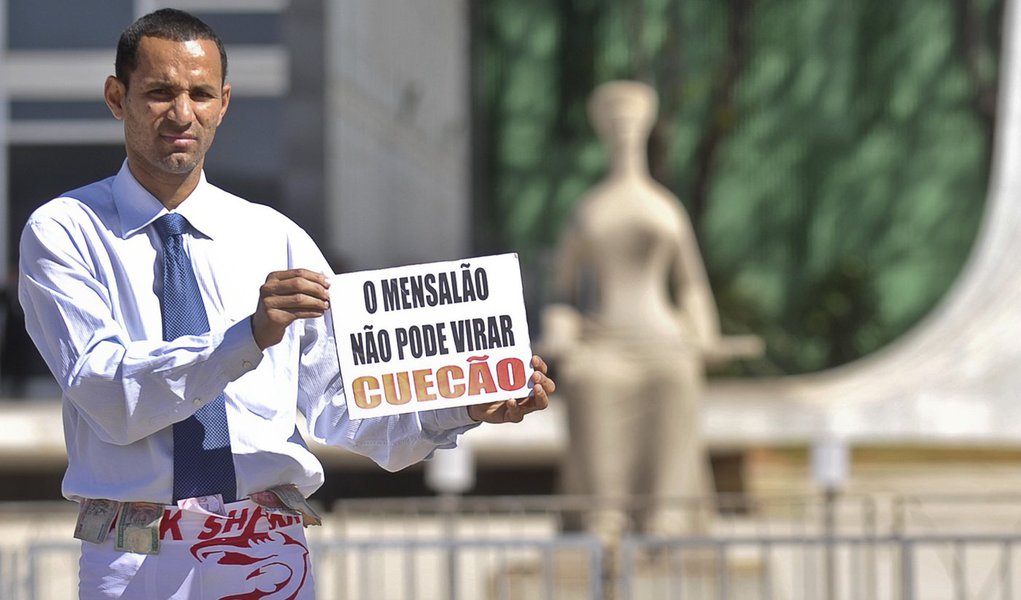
[249,489,290,510]
[115,502,163,555]
[268,484,322,526]
[73,498,121,544]
[177,493,226,516]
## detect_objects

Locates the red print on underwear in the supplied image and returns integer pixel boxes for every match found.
[189,506,309,600]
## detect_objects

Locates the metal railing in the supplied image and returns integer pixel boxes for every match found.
[7,494,1021,599]
[311,535,604,600]
[24,542,78,600]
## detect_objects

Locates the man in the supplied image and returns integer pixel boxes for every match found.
[18,9,553,599]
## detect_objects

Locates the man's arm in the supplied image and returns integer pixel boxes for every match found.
[19,215,261,445]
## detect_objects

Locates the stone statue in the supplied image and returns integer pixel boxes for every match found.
[541,80,760,547]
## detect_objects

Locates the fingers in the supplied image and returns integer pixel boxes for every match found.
[261,270,331,314]
[490,368,554,423]
[531,354,548,374]
[260,295,329,318]
[533,366,556,396]
[469,400,506,424]
[266,268,331,287]
[528,375,552,411]
[521,362,555,403]
[504,403,524,423]
[252,269,332,350]
[262,269,331,305]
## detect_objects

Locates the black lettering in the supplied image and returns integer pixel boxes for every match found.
[475,268,489,300]
[352,327,392,364]
[378,331,392,361]
[363,281,378,314]
[460,267,476,302]
[425,273,438,306]
[409,275,425,309]
[408,325,423,358]
[438,273,454,305]
[394,327,409,360]
[450,319,469,352]
[398,276,412,309]
[473,318,487,350]
[449,271,463,302]
[381,279,400,312]
[350,332,367,365]
[422,324,439,357]
[487,316,502,348]
[499,314,515,346]
[436,321,449,355]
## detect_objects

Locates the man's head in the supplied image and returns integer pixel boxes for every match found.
[115,8,227,88]
[104,9,231,205]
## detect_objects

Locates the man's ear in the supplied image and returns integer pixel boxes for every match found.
[104,76,126,120]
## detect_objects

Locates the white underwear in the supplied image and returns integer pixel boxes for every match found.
[78,499,315,600]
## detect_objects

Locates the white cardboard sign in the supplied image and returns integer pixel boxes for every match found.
[330,253,533,419]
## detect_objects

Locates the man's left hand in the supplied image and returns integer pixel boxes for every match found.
[467,355,555,423]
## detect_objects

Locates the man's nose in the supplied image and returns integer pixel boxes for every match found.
[167,94,194,122]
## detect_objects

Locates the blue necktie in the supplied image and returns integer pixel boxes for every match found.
[155,213,237,503]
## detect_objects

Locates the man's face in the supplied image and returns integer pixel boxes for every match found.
[105,36,230,186]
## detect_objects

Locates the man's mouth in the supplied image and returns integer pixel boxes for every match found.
[161,134,198,148]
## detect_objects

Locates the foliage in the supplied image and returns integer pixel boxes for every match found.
[474,0,1001,375]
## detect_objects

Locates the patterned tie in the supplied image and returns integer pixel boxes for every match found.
[154,213,237,503]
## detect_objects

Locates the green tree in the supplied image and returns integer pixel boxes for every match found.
[474,0,1001,375]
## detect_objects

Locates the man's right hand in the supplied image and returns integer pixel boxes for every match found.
[251,269,331,350]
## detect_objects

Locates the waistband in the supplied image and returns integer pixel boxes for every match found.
[74,486,321,552]
[155,499,304,542]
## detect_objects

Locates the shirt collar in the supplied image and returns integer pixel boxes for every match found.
[113,160,224,240]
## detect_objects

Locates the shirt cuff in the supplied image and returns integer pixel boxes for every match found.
[216,317,265,382]
[423,405,481,432]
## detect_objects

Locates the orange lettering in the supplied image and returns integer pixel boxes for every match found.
[413,369,437,402]
[437,365,465,398]
[496,357,526,391]
[467,360,497,395]
[353,376,381,409]
[383,372,412,405]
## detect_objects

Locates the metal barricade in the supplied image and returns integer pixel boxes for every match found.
[617,534,1021,600]
[0,546,7,600]
[898,535,1021,600]
[9,495,1021,599]
[312,535,604,600]
[618,534,887,600]
[25,541,79,600]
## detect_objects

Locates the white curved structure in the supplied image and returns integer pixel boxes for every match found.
[704,0,1021,445]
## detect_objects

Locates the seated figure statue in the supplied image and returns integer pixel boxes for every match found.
[542,80,758,547]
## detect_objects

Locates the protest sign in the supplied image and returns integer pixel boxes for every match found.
[330,253,533,419]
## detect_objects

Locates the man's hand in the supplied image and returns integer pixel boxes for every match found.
[467,355,555,423]
[251,269,331,350]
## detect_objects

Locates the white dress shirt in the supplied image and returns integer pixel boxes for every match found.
[19,162,478,503]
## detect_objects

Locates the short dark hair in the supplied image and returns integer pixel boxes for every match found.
[115,8,227,86]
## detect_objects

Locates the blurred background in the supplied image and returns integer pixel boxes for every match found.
[1,0,1019,597]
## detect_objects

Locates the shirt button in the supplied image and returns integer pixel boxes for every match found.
[192,398,203,406]
[242,360,253,369]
